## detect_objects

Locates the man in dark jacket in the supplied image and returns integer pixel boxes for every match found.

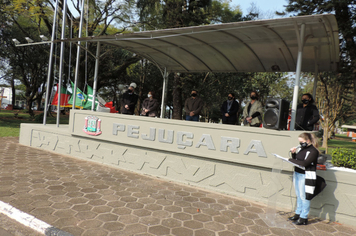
[295,93,319,131]
[184,90,203,121]
[120,86,138,115]
[221,93,239,125]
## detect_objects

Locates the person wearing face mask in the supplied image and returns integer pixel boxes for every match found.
[295,93,319,131]
[141,91,159,117]
[242,91,263,127]
[184,90,203,121]
[288,132,325,225]
[221,93,240,125]
[120,86,138,115]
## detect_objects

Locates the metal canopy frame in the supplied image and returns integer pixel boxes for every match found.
[47,13,339,130]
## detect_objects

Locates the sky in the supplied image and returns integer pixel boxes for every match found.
[231,0,289,18]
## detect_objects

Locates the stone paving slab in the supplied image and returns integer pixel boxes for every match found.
[0,137,355,236]
[0,213,43,236]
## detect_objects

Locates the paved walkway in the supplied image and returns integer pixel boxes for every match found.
[0,137,355,236]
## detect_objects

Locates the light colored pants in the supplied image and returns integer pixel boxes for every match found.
[293,172,311,219]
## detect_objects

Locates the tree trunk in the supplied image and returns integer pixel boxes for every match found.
[11,78,15,107]
[36,92,43,111]
[322,117,329,154]
[26,97,34,116]
[136,60,146,115]
[172,73,182,120]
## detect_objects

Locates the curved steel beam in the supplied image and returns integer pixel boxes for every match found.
[321,16,338,70]
[217,30,266,71]
[106,40,190,72]
[152,38,213,72]
[170,34,239,72]
[263,27,296,71]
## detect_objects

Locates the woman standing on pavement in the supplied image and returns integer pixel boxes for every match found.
[288,132,319,225]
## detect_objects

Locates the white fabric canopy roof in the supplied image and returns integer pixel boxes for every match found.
[62,14,339,73]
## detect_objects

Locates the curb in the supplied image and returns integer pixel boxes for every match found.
[0,201,73,236]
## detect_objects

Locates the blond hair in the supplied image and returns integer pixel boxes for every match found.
[299,132,319,151]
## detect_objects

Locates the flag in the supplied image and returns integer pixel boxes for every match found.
[83,85,103,110]
[68,82,87,108]
[51,84,72,107]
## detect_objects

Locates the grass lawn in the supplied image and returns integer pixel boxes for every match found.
[329,134,355,149]
[0,110,69,137]
[319,134,355,154]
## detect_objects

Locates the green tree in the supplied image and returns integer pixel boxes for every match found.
[283,0,356,151]
[1,0,139,115]
[316,73,351,152]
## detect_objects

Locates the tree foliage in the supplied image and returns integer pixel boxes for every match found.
[283,0,356,152]
[0,0,139,114]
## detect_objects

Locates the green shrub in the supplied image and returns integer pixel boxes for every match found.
[34,113,44,123]
[331,148,356,170]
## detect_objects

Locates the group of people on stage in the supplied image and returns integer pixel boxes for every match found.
[184,89,320,131]
[119,86,320,131]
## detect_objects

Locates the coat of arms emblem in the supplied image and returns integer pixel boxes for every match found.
[83,116,102,136]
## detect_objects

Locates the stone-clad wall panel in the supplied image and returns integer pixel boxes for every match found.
[20,123,356,226]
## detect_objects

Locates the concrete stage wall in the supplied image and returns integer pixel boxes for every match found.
[19,110,356,225]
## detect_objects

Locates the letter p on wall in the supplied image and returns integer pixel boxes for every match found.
[113,123,125,135]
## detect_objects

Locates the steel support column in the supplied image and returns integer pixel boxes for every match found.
[290,23,306,131]
[313,47,319,98]
[91,43,101,111]
[160,68,169,118]
[43,0,59,125]
[72,0,86,110]
[56,0,68,127]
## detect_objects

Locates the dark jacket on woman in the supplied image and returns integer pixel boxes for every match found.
[295,104,319,131]
[289,145,319,200]
[221,100,239,124]
[142,98,159,117]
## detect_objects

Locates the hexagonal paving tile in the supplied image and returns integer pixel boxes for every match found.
[193,213,213,222]
[112,207,132,215]
[96,213,119,222]
[162,218,182,228]
[126,202,144,209]
[119,214,140,224]
[148,225,170,235]
[152,210,171,219]
[172,227,194,236]
[123,223,148,235]
[145,204,163,211]
[3,138,356,236]
[102,222,125,231]
[87,199,107,206]
[139,216,161,226]
[248,224,271,235]
[132,209,152,217]
[164,205,182,213]
[204,221,226,231]
[75,211,98,220]
[78,219,103,229]
[92,205,112,214]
